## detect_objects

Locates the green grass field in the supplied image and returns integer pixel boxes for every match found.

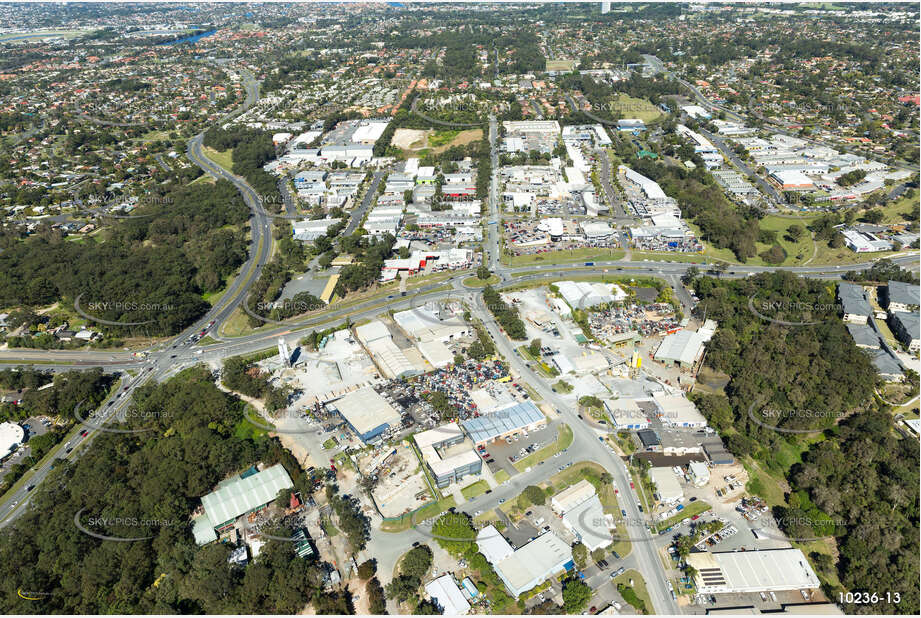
[428,130,460,147]
[612,569,652,614]
[505,247,625,267]
[464,275,500,287]
[202,146,234,171]
[461,480,489,500]
[609,93,663,123]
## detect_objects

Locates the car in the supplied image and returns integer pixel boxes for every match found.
[621,509,627,516]
[630,482,635,489]
[79,430,88,437]
[170,355,177,359]
[637,503,643,512]
[26,484,34,492]
[590,606,596,614]
[474,510,482,517]
[486,458,495,463]
[485,489,492,494]
[577,414,583,419]
[412,541,420,547]
[498,498,505,504]
[689,496,697,502]
[614,488,618,494]
[691,514,700,521]
[65,447,73,454]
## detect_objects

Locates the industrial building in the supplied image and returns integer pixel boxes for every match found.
[652,392,708,428]
[555,280,627,309]
[841,229,892,253]
[654,329,707,368]
[355,320,418,379]
[649,467,683,503]
[328,386,402,443]
[478,527,574,598]
[688,461,710,487]
[192,464,294,545]
[549,480,612,551]
[550,479,596,514]
[0,421,24,460]
[414,423,482,488]
[562,493,612,551]
[424,574,471,615]
[686,548,820,594]
[292,218,340,242]
[461,401,546,447]
[681,105,712,120]
[605,399,650,430]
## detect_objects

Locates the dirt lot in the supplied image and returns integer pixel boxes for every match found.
[392,128,429,150]
[432,129,482,153]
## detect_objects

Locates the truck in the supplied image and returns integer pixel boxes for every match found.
[584,261,594,266]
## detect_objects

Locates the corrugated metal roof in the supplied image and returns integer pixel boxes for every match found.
[461,401,545,444]
[201,464,293,527]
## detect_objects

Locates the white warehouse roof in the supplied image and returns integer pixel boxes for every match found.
[333,386,402,436]
[425,575,470,615]
[687,549,821,594]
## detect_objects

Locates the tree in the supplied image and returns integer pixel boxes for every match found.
[477,265,491,280]
[385,575,421,602]
[357,559,377,580]
[400,545,433,579]
[367,577,387,614]
[561,578,591,614]
[528,338,542,357]
[431,512,476,556]
[786,223,805,242]
[523,485,546,506]
[572,542,589,569]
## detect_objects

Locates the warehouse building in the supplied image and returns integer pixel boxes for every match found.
[486,530,574,598]
[686,548,820,594]
[562,494,612,551]
[654,330,707,368]
[701,436,734,465]
[292,218,340,242]
[477,525,514,564]
[841,229,892,253]
[355,320,418,378]
[652,392,708,428]
[688,461,710,487]
[328,386,402,443]
[769,169,814,190]
[414,423,482,488]
[461,401,546,447]
[605,399,650,430]
[550,479,596,514]
[424,575,471,615]
[649,467,683,503]
[192,464,294,545]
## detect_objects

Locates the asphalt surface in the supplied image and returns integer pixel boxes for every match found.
[346,171,386,236]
